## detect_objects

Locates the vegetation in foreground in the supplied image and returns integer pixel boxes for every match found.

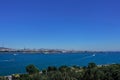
[0,63,120,80]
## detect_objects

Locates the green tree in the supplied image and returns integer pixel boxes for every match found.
[88,62,97,69]
[26,64,39,74]
[59,65,70,72]
[47,66,57,72]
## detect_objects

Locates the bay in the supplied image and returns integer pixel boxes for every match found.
[0,52,120,76]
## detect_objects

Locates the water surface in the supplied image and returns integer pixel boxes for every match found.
[0,52,120,76]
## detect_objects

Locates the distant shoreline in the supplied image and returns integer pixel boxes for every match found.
[0,51,120,54]
[0,47,120,54]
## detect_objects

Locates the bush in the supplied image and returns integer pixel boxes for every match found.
[26,64,39,74]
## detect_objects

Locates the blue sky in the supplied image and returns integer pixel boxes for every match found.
[0,0,120,51]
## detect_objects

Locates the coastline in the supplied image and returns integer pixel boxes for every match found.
[1,63,120,80]
[0,51,120,54]
[0,63,118,76]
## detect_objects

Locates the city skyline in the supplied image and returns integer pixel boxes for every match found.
[0,0,120,51]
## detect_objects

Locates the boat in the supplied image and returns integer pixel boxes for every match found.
[13,54,17,56]
[92,54,96,56]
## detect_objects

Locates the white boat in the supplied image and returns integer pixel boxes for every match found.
[92,54,96,56]
[13,54,17,56]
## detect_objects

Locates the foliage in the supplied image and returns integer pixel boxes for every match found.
[0,76,8,80]
[26,64,39,74]
[1,63,120,80]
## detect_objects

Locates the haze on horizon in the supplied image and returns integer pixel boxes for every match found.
[0,0,120,51]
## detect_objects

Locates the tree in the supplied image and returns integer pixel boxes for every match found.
[88,62,97,69]
[26,64,39,74]
[59,65,70,72]
[47,66,57,72]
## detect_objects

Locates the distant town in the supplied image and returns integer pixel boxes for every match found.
[0,47,119,54]
[0,47,84,54]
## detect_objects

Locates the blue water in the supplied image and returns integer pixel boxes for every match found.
[0,52,120,76]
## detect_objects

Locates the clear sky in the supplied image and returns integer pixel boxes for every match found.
[0,0,120,51]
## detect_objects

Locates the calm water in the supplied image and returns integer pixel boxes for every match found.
[0,52,120,76]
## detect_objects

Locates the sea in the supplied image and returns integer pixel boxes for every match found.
[0,52,120,76]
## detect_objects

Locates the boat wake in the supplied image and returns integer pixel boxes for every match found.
[0,59,15,62]
[81,54,96,59]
